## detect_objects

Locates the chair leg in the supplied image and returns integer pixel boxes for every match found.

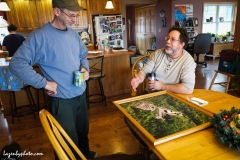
[36,88,48,111]
[98,79,107,106]
[86,80,90,109]
[10,91,16,124]
[37,89,40,111]
[42,89,47,109]
[225,75,231,93]
[208,71,218,90]
[24,87,37,120]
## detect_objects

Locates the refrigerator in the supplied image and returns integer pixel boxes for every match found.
[0,16,8,46]
[93,15,124,49]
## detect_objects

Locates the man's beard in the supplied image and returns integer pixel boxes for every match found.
[165,46,174,55]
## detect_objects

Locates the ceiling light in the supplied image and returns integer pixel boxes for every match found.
[105,0,114,9]
[0,2,10,11]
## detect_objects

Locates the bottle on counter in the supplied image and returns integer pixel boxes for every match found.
[95,41,98,50]
[104,38,110,52]
[97,39,101,50]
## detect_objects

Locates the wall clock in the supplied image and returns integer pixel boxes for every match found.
[159,10,165,18]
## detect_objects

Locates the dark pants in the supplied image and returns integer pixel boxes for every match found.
[48,91,89,158]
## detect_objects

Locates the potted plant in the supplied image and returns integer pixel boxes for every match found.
[211,33,215,42]
[207,32,215,43]
[216,34,223,42]
[150,35,156,50]
[225,31,232,41]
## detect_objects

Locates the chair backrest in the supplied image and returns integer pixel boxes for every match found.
[88,55,104,78]
[193,33,211,54]
[39,109,87,160]
[146,49,155,54]
[233,43,240,51]
[131,54,150,96]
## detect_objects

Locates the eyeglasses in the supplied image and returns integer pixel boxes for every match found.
[165,36,180,42]
[59,8,79,19]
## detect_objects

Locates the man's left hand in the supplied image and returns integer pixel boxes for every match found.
[81,68,89,80]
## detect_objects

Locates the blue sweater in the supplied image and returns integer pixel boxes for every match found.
[9,23,89,99]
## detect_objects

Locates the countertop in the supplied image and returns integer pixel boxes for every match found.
[87,49,134,58]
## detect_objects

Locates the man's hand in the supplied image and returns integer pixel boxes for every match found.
[131,74,141,91]
[45,81,57,96]
[148,79,163,91]
[81,68,89,80]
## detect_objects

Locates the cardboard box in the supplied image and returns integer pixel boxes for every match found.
[194,54,205,62]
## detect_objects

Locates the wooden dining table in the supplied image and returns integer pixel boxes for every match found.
[114,89,240,160]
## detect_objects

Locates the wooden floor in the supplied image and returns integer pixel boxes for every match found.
[0,58,239,160]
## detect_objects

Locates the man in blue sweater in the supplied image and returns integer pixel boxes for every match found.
[9,0,98,159]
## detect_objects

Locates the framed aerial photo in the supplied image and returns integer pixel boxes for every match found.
[113,91,213,146]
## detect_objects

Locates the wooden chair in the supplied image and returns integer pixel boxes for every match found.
[86,55,106,109]
[39,109,145,160]
[131,54,150,96]
[39,109,87,160]
[208,43,240,93]
[146,49,155,54]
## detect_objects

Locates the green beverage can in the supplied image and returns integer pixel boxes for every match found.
[74,71,85,86]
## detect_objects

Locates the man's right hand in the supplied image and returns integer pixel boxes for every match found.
[131,74,141,91]
[45,81,57,96]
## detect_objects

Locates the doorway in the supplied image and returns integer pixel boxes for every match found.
[135,5,156,55]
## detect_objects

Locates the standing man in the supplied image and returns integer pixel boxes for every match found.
[2,24,25,57]
[9,0,98,159]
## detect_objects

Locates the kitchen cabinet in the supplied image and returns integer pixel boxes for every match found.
[35,0,54,27]
[88,0,122,15]
[73,0,88,28]
[6,0,88,31]
[207,41,233,59]
[6,0,39,31]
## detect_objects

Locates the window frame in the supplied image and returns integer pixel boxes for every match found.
[202,2,237,35]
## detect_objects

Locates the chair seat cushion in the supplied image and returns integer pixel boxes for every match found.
[89,72,105,79]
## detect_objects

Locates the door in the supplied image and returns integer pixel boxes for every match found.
[135,6,156,55]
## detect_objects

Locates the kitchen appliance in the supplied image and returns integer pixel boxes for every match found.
[0,16,8,46]
[93,15,124,49]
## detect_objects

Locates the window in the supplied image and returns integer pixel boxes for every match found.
[202,3,236,35]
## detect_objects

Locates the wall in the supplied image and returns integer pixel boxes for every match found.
[121,0,158,48]
[171,0,238,33]
[156,0,172,48]
[126,6,135,46]
[123,0,238,50]
[233,1,240,48]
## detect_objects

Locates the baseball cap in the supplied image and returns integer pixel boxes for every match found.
[52,0,86,11]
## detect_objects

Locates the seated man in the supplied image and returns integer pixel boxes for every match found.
[127,25,196,159]
[131,26,196,94]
